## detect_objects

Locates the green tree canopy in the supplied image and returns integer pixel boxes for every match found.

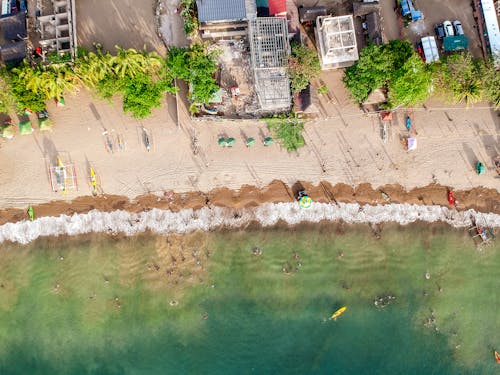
[481,62,500,109]
[387,54,432,107]
[167,44,220,105]
[343,40,419,106]
[288,42,321,93]
[433,53,483,107]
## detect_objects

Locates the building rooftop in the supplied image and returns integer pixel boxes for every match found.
[315,15,358,69]
[0,12,26,45]
[0,12,27,64]
[196,0,246,23]
[480,0,500,66]
[248,17,291,111]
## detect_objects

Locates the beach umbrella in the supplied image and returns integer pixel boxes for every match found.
[246,137,255,147]
[263,137,273,146]
[19,120,33,135]
[476,162,485,175]
[298,195,313,209]
[218,137,227,147]
[38,117,52,131]
[226,137,235,147]
[1,124,14,139]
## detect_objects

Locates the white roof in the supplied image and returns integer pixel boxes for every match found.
[421,36,439,63]
[316,15,359,67]
[481,0,500,66]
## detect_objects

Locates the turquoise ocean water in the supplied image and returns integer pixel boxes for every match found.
[0,223,498,374]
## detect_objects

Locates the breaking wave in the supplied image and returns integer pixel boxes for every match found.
[1,202,499,244]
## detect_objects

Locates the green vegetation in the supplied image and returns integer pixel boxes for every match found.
[387,54,431,108]
[5,46,173,118]
[431,53,500,108]
[317,85,328,95]
[47,51,72,64]
[10,63,78,112]
[0,69,17,114]
[265,115,305,152]
[343,40,420,107]
[167,44,220,106]
[481,62,500,109]
[288,42,321,93]
[2,44,220,119]
[433,53,483,107]
[344,41,500,109]
[179,0,198,36]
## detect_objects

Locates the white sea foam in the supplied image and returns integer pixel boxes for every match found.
[1,203,499,245]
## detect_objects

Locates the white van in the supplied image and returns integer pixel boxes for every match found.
[443,20,454,37]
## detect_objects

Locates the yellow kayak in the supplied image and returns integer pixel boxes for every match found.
[90,168,98,195]
[331,306,347,320]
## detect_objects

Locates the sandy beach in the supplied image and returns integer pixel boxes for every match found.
[0,0,498,225]
[0,84,498,225]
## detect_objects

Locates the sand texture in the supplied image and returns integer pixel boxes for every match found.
[0,79,498,224]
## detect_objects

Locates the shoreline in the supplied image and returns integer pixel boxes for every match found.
[1,180,499,244]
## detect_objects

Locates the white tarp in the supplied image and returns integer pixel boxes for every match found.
[408,137,417,151]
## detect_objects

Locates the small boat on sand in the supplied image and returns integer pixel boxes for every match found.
[494,350,500,364]
[331,306,347,320]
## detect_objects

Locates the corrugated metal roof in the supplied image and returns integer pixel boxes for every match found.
[196,0,246,23]
[480,0,500,66]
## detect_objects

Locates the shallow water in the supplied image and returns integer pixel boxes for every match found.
[0,223,498,374]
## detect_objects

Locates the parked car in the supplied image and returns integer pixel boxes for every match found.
[443,20,454,37]
[434,23,445,39]
[453,20,464,35]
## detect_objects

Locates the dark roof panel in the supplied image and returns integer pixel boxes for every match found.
[0,12,27,45]
[196,0,246,23]
[0,40,26,64]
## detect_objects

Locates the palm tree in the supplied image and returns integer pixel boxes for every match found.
[48,67,79,100]
[111,46,148,79]
[75,51,113,87]
[15,64,45,98]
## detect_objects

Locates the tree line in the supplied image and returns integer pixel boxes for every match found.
[0,43,219,118]
[343,40,500,109]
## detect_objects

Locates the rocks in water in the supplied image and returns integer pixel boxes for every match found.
[252,247,262,256]
[424,310,438,329]
[373,294,396,308]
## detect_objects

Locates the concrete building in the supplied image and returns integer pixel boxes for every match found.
[315,15,359,69]
[35,0,77,61]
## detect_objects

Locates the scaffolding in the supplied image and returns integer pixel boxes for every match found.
[249,17,291,111]
[315,15,358,69]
